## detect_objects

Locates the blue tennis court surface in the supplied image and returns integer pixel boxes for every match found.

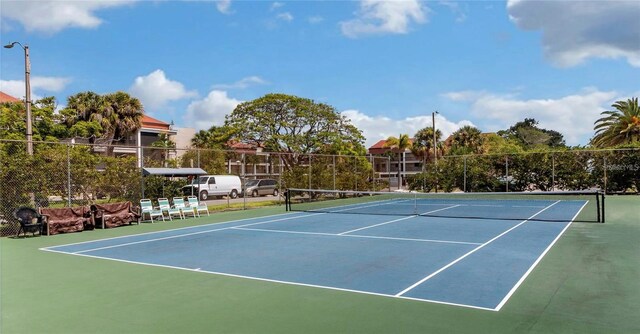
[43,199,588,311]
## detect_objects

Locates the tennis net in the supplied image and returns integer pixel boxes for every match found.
[285,188,605,223]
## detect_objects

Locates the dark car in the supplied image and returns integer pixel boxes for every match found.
[242,179,279,197]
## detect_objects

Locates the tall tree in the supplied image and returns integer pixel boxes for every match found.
[64,91,143,155]
[225,93,365,169]
[150,133,177,162]
[1,96,69,142]
[62,91,105,141]
[498,118,565,148]
[592,97,640,148]
[383,134,412,188]
[448,125,484,155]
[102,92,144,150]
[413,126,442,161]
[191,125,232,149]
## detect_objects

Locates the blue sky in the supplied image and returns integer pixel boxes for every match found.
[1,0,639,147]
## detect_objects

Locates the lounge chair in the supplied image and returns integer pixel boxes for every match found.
[187,196,210,217]
[140,199,165,222]
[173,197,195,218]
[158,198,183,220]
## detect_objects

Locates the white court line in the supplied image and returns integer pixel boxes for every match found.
[337,216,417,235]
[233,226,481,246]
[493,200,589,311]
[39,249,496,312]
[40,211,306,251]
[72,212,327,254]
[338,205,462,235]
[395,200,561,297]
[329,198,410,213]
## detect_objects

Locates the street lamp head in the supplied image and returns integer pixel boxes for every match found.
[4,41,24,49]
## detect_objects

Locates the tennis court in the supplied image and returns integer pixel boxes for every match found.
[42,190,597,311]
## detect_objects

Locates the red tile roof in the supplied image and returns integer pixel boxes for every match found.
[0,91,20,103]
[368,138,421,155]
[369,139,388,149]
[141,115,170,130]
[368,138,415,151]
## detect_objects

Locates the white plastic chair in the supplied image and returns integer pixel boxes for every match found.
[158,198,183,220]
[187,196,210,217]
[140,199,165,222]
[173,197,195,218]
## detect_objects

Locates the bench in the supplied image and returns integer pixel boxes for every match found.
[39,206,92,235]
[91,202,141,229]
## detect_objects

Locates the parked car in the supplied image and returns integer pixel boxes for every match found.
[242,179,279,197]
[182,175,242,200]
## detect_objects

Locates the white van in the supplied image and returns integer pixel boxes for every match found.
[182,175,242,200]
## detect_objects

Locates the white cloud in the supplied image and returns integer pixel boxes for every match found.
[277,12,294,22]
[30,76,72,92]
[0,0,136,33]
[340,0,428,38]
[1,76,72,102]
[216,0,233,14]
[507,0,640,67]
[212,76,268,90]
[308,16,324,24]
[439,1,467,23]
[184,90,242,130]
[444,89,619,145]
[342,109,474,148]
[270,2,285,11]
[129,70,197,111]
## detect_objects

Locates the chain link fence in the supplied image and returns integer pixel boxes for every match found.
[405,149,639,193]
[0,139,387,236]
[1,138,638,236]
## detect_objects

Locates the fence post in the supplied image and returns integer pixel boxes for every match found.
[354,156,358,191]
[370,155,374,191]
[308,155,312,190]
[603,156,607,194]
[333,155,336,190]
[67,143,72,206]
[505,156,509,192]
[140,144,145,200]
[278,154,283,204]
[552,154,555,191]
[387,156,391,192]
[463,156,467,193]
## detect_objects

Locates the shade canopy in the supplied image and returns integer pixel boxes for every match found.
[142,168,207,177]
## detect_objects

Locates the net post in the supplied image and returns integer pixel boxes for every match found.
[284,189,290,211]
[596,191,601,223]
[601,191,606,223]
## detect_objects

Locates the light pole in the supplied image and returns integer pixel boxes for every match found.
[432,111,439,164]
[432,110,439,193]
[4,41,32,155]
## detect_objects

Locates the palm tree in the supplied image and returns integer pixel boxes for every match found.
[100,92,143,156]
[151,133,177,163]
[592,97,640,148]
[449,125,484,155]
[65,91,107,143]
[192,129,213,149]
[383,134,412,189]
[65,91,143,155]
[414,126,442,162]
